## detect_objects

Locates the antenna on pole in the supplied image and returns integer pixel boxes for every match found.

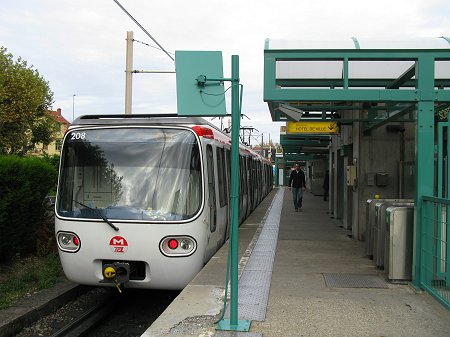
[113,0,174,62]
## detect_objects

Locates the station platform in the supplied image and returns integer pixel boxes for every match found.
[142,187,450,337]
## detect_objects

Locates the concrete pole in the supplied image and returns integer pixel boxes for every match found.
[125,31,133,114]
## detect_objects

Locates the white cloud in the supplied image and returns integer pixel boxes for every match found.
[1,0,448,144]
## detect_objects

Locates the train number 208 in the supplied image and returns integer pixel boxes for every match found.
[71,132,86,140]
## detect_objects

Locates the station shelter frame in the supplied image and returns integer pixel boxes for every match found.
[263,38,450,309]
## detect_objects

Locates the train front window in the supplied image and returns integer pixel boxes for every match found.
[57,128,202,221]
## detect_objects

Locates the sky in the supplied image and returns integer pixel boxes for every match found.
[1,0,449,146]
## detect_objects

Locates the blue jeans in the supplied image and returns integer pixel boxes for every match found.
[292,187,303,210]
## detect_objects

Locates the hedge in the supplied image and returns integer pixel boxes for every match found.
[0,155,58,262]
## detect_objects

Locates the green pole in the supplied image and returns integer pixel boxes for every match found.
[216,55,251,332]
[229,54,240,326]
[412,56,435,289]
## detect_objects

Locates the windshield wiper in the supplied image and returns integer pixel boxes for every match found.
[73,200,119,231]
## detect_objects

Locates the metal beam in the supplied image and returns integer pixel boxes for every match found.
[386,63,416,89]
[265,88,427,103]
[363,104,416,134]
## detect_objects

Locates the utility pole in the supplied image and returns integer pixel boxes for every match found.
[125,31,133,114]
[261,134,264,156]
[72,94,76,122]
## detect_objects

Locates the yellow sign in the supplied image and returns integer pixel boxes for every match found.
[287,121,338,134]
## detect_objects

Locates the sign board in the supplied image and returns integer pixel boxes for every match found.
[175,51,227,116]
[287,121,338,134]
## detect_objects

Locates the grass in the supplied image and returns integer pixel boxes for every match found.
[0,253,64,310]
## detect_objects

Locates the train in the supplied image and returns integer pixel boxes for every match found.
[55,115,273,290]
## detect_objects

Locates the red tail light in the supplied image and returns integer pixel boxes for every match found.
[192,126,214,139]
[168,239,179,250]
[160,236,197,257]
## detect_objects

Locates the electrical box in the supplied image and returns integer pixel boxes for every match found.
[376,173,389,186]
[346,165,357,186]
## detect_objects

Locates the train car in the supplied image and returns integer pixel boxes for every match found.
[55,115,272,290]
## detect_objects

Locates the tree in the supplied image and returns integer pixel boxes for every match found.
[0,47,59,155]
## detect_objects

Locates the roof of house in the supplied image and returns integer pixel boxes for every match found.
[48,108,70,125]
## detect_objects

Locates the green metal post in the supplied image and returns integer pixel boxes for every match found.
[343,57,349,89]
[229,54,241,327]
[216,55,251,332]
[412,56,435,289]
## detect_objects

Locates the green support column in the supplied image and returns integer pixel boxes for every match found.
[216,55,251,332]
[412,56,435,289]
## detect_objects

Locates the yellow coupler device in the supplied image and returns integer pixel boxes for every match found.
[101,262,131,293]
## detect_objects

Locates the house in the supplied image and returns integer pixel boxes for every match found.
[34,108,70,155]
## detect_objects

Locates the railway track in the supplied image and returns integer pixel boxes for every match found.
[49,293,121,337]
[13,287,179,337]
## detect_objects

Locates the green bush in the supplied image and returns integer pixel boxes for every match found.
[40,153,60,195]
[40,152,60,172]
[0,155,58,262]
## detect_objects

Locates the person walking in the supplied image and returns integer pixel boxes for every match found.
[288,163,306,212]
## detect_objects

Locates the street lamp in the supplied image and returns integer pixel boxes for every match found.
[72,94,76,122]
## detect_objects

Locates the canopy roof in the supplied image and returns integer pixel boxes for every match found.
[264,37,450,158]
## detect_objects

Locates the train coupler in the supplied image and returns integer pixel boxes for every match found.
[101,262,130,292]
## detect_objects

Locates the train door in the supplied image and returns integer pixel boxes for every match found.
[205,145,217,260]
[239,155,248,223]
[249,159,256,211]
[224,148,231,239]
[257,162,262,204]
[245,157,251,217]
[216,146,229,246]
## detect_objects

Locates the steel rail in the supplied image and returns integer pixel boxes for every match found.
[49,295,121,337]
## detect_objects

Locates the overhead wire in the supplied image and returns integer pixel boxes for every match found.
[133,39,175,56]
[113,0,174,62]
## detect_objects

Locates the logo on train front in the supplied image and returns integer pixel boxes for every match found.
[109,236,128,253]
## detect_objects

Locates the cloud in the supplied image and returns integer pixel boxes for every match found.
[1,0,448,143]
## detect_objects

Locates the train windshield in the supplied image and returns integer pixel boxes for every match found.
[57,127,202,222]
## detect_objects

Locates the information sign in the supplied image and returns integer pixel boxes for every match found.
[287,121,338,134]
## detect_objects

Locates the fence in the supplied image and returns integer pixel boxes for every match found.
[420,196,450,310]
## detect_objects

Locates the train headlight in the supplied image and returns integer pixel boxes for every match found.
[160,236,197,257]
[180,239,193,251]
[57,231,81,253]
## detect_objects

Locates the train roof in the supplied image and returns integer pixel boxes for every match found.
[72,114,211,127]
[70,114,271,163]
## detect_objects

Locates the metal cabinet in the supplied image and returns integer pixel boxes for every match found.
[365,199,412,261]
[373,200,414,268]
[384,206,415,282]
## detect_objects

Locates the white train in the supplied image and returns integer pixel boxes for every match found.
[55,115,273,290]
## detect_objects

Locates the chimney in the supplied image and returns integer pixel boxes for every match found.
[57,108,62,116]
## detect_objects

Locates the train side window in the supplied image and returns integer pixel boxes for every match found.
[217,147,227,207]
[206,145,217,232]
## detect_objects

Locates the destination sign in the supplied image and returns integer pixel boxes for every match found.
[287,121,338,134]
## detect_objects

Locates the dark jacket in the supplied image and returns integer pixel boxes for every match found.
[289,169,306,188]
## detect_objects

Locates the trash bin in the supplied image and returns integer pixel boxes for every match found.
[373,200,413,269]
[366,199,412,261]
[384,205,415,282]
